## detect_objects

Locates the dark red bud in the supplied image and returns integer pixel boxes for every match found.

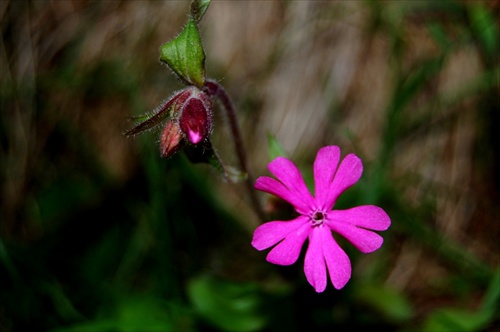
[179,91,212,144]
[160,121,184,158]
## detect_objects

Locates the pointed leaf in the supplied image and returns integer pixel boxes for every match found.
[160,18,206,87]
[267,133,287,161]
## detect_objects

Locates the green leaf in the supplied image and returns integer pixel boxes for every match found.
[267,133,287,161]
[160,18,206,87]
[113,297,176,332]
[190,0,211,23]
[188,275,266,332]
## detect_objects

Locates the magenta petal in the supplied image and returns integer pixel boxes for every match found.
[313,146,340,209]
[266,222,310,266]
[304,227,327,293]
[267,157,315,208]
[321,229,351,289]
[251,216,308,251]
[324,153,363,209]
[328,222,384,253]
[255,176,310,214]
[328,205,391,231]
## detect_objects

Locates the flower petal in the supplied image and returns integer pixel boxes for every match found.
[255,176,310,214]
[328,205,391,231]
[267,157,315,209]
[313,146,340,209]
[328,221,384,253]
[321,229,352,289]
[304,227,327,293]
[251,216,308,251]
[324,153,363,209]
[266,222,311,266]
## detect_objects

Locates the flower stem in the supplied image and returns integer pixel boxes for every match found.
[204,80,265,221]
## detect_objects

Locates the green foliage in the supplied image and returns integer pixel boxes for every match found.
[423,308,493,332]
[468,3,498,60]
[160,18,206,88]
[188,275,266,331]
[355,283,414,323]
[31,175,100,226]
[56,296,189,332]
[422,269,500,331]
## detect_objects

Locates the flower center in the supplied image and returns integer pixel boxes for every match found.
[310,211,326,226]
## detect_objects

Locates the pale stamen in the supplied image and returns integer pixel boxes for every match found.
[311,211,326,226]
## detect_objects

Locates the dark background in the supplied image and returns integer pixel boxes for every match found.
[1,1,499,331]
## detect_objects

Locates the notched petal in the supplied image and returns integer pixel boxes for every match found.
[266,222,310,266]
[328,221,384,253]
[328,206,391,231]
[321,229,351,289]
[267,157,315,209]
[323,153,363,209]
[313,145,340,208]
[255,176,309,214]
[251,216,308,251]
[304,228,327,293]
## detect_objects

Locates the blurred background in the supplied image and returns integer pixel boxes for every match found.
[1,0,499,331]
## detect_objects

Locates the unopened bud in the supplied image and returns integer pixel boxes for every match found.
[179,89,212,144]
[160,121,184,158]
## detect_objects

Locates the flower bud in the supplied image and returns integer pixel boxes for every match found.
[179,89,212,144]
[160,120,184,158]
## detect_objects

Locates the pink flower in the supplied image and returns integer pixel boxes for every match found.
[252,146,391,293]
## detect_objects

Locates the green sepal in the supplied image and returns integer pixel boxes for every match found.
[160,18,206,88]
[124,105,172,136]
[190,0,211,23]
[124,91,186,136]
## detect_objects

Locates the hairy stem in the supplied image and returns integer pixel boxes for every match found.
[204,80,265,221]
